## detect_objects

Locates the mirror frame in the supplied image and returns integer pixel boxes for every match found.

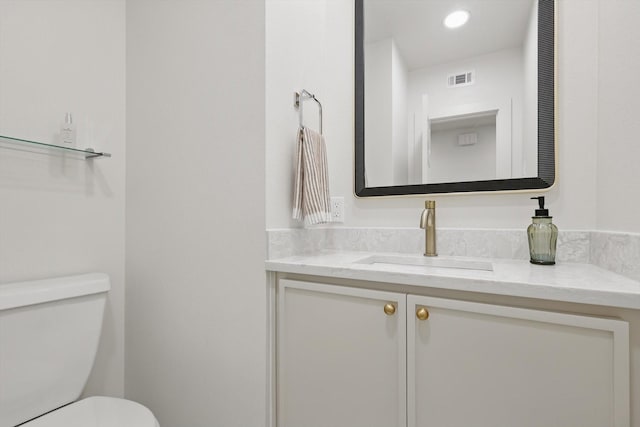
[355,0,555,197]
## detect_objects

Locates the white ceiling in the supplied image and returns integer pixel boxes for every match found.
[364,0,536,71]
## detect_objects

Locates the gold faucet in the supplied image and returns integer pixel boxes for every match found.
[419,200,437,257]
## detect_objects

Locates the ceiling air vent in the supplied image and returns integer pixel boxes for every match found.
[447,71,474,88]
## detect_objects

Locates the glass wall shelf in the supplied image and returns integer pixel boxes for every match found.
[0,134,111,159]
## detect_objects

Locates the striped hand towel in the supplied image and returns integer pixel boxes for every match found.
[292,127,331,225]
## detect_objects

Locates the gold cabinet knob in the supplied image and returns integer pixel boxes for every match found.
[383,303,396,315]
[416,307,429,320]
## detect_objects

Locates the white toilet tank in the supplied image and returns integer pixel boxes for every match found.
[0,273,110,427]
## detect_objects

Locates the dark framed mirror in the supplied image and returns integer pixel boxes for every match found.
[355,0,555,196]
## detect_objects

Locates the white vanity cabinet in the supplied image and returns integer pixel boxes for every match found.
[407,295,629,427]
[277,279,630,427]
[277,279,407,427]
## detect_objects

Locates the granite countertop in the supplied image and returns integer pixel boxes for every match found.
[265,251,640,310]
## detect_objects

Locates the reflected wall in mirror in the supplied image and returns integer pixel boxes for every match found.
[355,0,555,196]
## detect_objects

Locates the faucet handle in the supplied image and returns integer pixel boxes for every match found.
[425,200,436,209]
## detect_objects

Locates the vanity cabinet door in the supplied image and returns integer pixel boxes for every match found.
[278,279,406,427]
[407,295,629,427]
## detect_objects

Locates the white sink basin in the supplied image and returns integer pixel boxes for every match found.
[354,255,493,272]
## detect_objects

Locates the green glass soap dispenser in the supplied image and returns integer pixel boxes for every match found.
[527,196,558,265]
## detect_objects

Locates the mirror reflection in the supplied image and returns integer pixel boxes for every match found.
[363,0,540,187]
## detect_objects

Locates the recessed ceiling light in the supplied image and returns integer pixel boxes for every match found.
[444,10,470,29]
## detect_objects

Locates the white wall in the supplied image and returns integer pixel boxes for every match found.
[429,124,497,183]
[266,0,608,232]
[364,37,409,187]
[391,40,409,185]
[596,0,640,233]
[364,38,393,186]
[0,0,126,397]
[266,0,353,229]
[125,1,266,426]
[408,47,523,180]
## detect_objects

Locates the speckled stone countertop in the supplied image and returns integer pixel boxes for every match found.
[266,251,640,310]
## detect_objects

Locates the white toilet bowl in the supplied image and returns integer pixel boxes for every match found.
[22,397,159,427]
[0,274,160,427]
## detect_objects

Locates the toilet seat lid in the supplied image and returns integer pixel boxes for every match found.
[22,396,159,427]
